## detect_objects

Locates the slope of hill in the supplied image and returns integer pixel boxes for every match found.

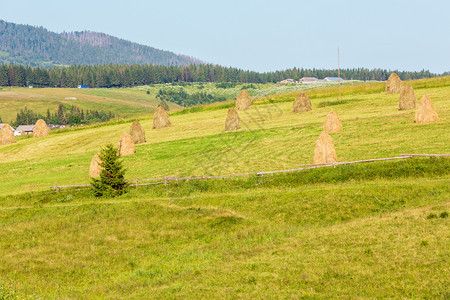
[0,77,448,196]
[0,20,200,67]
[0,78,449,298]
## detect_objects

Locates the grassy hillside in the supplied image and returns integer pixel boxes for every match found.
[0,81,353,123]
[0,77,448,298]
[0,77,448,196]
[0,159,448,298]
[0,87,182,123]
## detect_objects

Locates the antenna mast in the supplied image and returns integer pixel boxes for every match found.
[338,47,341,102]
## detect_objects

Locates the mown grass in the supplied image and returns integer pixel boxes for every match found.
[1,73,449,297]
[0,87,180,123]
[0,158,448,298]
[0,77,449,196]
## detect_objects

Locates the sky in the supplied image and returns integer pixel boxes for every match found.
[1,0,450,73]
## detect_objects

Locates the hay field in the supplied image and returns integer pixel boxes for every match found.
[0,77,449,298]
[0,77,449,196]
[0,87,181,123]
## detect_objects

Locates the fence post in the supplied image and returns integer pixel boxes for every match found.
[164,176,167,186]
[55,183,59,192]
[135,179,138,188]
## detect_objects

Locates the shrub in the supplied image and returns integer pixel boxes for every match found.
[91,144,128,197]
[426,213,437,219]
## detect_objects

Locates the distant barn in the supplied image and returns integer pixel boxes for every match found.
[324,77,345,82]
[300,77,319,83]
[278,79,295,84]
[15,125,35,135]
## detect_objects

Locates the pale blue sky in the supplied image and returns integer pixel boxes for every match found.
[2,0,449,73]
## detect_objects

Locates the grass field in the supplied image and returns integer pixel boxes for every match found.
[0,77,449,298]
[0,81,356,124]
[0,77,449,196]
[0,87,182,123]
[0,159,449,298]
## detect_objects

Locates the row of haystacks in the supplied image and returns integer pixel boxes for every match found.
[90,120,146,177]
[89,105,173,177]
[227,89,341,164]
[314,111,342,164]
[388,72,440,121]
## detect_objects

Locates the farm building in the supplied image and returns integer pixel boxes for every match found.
[77,85,89,88]
[278,79,295,84]
[324,77,345,82]
[300,77,319,83]
[15,125,35,135]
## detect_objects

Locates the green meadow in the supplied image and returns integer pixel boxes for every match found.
[0,77,449,298]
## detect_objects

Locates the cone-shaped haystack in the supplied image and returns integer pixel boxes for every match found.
[33,119,49,137]
[414,95,440,124]
[293,92,312,113]
[323,110,343,133]
[236,90,252,110]
[0,124,15,145]
[152,106,171,129]
[89,152,102,178]
[386,73,402,94]
[130,120,146,144]
[399,84,416,110]
[225,108,240,131]
[118,132,135,156]
[313,131,338,164]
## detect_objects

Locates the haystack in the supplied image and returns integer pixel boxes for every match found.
[33,119,49,137]
[130,120,146,144]
[89,152,103,178]
[152,106,171,129]
[293,92,312,113]
[323,110,343,133]
[0,124,15,145]
[399,84,416,110]
[414,95,440,124]
[118,132,135,156]
[225,108,240,131]
[236,89,252,110]
[313,131,338,164]
[385,73,402,94]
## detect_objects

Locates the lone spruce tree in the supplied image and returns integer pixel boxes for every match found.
[91,144,128,197]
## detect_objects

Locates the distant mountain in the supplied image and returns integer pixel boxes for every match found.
[0,20,202,68]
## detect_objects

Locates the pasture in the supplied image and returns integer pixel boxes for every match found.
[0,76,449,298]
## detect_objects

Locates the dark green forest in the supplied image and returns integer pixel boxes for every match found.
[0,20,199,68]
[0,63,440,88]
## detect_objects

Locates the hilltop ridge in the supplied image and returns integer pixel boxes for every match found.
[0,19,201,67]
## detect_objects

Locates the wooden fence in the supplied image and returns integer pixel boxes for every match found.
[50,153,449,191]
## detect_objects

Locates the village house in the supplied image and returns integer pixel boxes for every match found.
[300,77,319,83]
[15,125,35,135]
[278,78,295,84]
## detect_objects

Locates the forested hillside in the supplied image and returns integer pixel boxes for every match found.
[0,63,439,88]
[0,20,199,67]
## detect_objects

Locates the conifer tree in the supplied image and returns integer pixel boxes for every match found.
[91,144,128,197]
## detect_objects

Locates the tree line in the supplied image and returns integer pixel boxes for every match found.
[156,88,227,107]
[0,63,440,88]
[12,104,115,127]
